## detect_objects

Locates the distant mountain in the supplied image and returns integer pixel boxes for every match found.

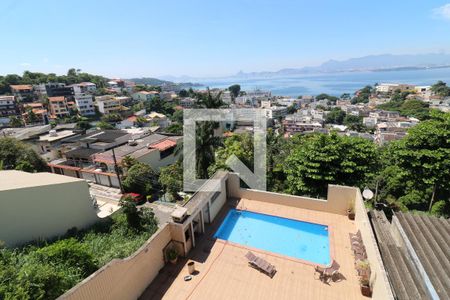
[127,77,173,85]
[235,53,450,77]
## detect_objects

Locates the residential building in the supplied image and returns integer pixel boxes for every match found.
[22,102,48,125]
[38,129,79,155]
[70,82,97,94]
[0,170,98,246]
[264,105,288,119]
[10,84,34,102]
[132,91,160,102]
[93,134,182,172]
[376,83,415,93]
[59,171,393,300]
[363,117,377,128]
[180,97,195,108]
[221,90,233,104]
[45,83,75,97]
[75,94,95,116]
[0,95,19,119]
[95,95,124,115]
[49,96,70,118]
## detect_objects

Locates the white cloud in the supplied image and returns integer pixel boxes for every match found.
[19,62,31,67]
[433,3,450,20]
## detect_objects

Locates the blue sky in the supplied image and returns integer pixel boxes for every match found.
[1,0,450,78]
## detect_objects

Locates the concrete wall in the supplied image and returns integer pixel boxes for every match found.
[208,178,227,222]
[0,181,99,246]
[354,189,394,300]
[227,173,351,215]
[60,225,172,300]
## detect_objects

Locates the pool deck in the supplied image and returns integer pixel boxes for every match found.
[140,198,367,300]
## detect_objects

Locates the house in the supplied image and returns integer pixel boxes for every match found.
[93,134,182,172]
[22,102,48,125]
[95,95,125,115]
[45,83,75,97]
[376,83,415,93]
[0,170,99,246]
[10,84,34,102]
[363,117,377,128]
[59,171,393,300]
[264,106,288,119]
[0,95,19,121]
[70,82,97,94]
[38,129,79,155]
[132,91,160,102]
[49,96,70,118]
[180,97,196,108]
[75,94,96,116]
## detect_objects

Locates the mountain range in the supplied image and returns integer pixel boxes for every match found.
[160,53,450,82]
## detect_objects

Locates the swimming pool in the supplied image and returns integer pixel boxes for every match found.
[214,209,330,265]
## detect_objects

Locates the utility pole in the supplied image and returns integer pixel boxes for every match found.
[111,148,124,193]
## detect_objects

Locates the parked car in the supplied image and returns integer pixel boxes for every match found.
[121,193,145,205]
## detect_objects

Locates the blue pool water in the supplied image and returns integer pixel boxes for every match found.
[214,209,330,265]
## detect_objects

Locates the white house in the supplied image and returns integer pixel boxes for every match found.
[75,94,95,116]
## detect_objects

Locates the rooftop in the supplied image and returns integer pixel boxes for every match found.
[10,84,32,90]
[49,96,66,102]
[39,130,77,142]
[0,170,84,191]
[141,197,365,300]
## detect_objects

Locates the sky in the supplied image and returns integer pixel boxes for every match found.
[1,0,450,78]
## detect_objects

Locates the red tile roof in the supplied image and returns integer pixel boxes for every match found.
[49,96,66,102]
[148,139,177,151]
[10,84,32,90]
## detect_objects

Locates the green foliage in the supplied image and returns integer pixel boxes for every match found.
[145,97,174,116]
[343,114,366,131]
[0,137,47,172]
[8,116,23,127]
[430,80,450,97]
[352,85,372,104]
[430,200,449,218]
[285,133,379,198]
[0,69,107,94]
[122,162,157,196]
[0,211,157,299]
[325,107,346,124]
[170,109,184,123]
[316,93,338,104]
[378,111,450,212]
[164,123,183,135]
[178,89,188,97]
[228,84,241,98]
[378,91,430,120]
[159,160,183,198]
[101,113,122,123]
[96,121,115,130]
[76,118,92,130]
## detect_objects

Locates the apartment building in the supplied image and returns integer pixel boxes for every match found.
[46,83,75,97]
[48,96,70,118]
[95,95,123,114]
[376,83,415,93]
[0,95,19,118]
[10,84,34,102]
[22,102,48,125]
[132,91,160,102]
[75,94,95,116]
[70,82,97,94]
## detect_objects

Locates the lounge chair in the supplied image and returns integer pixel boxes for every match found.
[315,260,341,283]
[245,251,277,278]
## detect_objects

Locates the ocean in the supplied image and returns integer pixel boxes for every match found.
[196,68,450,97]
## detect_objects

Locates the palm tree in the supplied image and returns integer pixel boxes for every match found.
[194,88,225,178]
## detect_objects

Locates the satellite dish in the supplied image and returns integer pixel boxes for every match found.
[363,188,374,200]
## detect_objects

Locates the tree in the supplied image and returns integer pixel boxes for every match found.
[430,80,450,97]
[343,115,365,131]
[159,161,183,199]
[228,84,241,98]
[164,123,183,135]
[122,162,157,196]
[8,116,23,127]
[135,116,148,127]
[76,118,91,130]
[0,138,47,172]
[378,111,450,214]
[119,195,141,229]
[178,89,188,97]
[96,121,114,130]
[352,86,372,104]
[121,155,138,171]
[325,108,346,124]
[286,104,297,114]
[316,93,338,104]
[101,114,122,123]
[284,133,379,198]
